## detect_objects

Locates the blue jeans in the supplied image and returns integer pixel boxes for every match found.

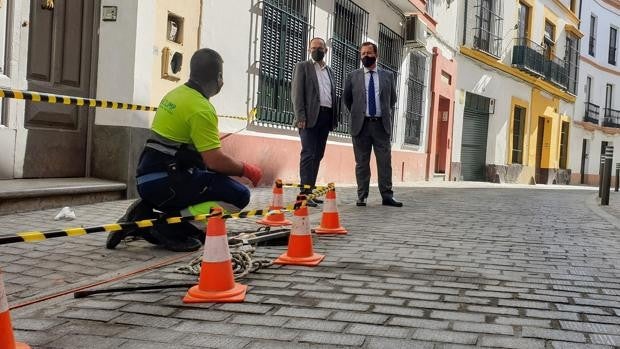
[137,169,250,213]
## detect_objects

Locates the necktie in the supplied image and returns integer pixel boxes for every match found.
[368,71,376,116]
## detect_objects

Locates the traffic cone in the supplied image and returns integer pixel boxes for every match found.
[183,209,247,303]
[0,269,30,349]
[274,195,324,266]
[315,186,348,235]
[258,179,292,227]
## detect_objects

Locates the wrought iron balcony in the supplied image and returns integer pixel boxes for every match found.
[603,107,620,128]
[543,54,568,89]
[584,102,600,124]
[512,38,545,77]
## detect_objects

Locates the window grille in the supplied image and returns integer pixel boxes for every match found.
[404,52,426,145]
[256,0,312,128]
[609,27,617,65]
[331,0,368,135]
[564,34,580,95]
[378,23,403,138]
[589,15,596,57]
[470,0,503,57]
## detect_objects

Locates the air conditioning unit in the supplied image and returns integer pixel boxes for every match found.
[161,46,183,82]
[404,15,427,48]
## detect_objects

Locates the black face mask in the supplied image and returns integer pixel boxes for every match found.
[311,50,325,62]
[362,56,376,68]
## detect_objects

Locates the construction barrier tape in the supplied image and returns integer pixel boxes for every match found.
[282,183,329,190]
[0,184,334,246]
[0,271,8,312]
[0,88,252,121]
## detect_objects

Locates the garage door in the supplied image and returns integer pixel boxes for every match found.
[460,93,490,181]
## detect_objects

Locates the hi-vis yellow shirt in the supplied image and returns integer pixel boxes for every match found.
[151,84,221,152]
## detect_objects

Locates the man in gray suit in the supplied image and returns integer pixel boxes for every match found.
[291,37,338,207]
[343,42,402,207]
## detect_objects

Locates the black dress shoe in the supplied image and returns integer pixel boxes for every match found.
[356,197,366,206]
[382,197,403,207]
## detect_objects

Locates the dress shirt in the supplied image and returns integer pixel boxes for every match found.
[314,62,332,108]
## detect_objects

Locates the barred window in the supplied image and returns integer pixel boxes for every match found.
[378,24,403,138]
[471,0,503,57]
[404,52,426,146]
[331,0,368,135]
[256,0,312,128]
[565,33,580,95]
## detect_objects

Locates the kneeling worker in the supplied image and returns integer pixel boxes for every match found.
[107,48,262,252]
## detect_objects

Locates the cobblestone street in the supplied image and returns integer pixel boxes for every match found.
[2,183,620,348]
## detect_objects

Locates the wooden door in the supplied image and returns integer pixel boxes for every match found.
[23,0,98,177]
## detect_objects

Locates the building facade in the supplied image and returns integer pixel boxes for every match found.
[0,0,459,195]
[569,0,620,185]
[452,0,581,184]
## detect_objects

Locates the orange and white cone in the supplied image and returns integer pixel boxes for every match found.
[315,187,347,235]
[183,209,247,303]
[0,269,30,349]
[274,195,324,266]
[258,179,292,227]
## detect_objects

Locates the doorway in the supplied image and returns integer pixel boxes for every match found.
[435,97,450,174]
[580,139,589,184]
[535,117,546,183]
[23,1,99,177]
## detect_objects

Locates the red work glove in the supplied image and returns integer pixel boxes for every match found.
[242,162,263,187]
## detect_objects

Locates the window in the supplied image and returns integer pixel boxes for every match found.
[331,0,368,135]
[609,27,618,65]
[605,84,613,110]
[256,0,311,127]
[378,24,403,137]
[589,15,597,56]
[473,0,503,57]
[426,0,434,17]
[559,121,569,169]
[586,76,592,103]
[565,33,580,95]
[517,2,530,39]
[543,20,555,59]
[404,52,426,146]
[511,105,526,164]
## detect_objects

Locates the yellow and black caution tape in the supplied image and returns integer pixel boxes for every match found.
[0,184,334,246]
[281,182,329,190]
[0,88,253,121]
[0,88,157,112]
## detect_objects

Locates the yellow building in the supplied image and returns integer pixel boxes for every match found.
[453,0,582,184]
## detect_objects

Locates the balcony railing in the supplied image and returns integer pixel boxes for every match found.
[584,102,600,124]
[544,54,568,89]
[512,38,545,76]
[603,107,620,128]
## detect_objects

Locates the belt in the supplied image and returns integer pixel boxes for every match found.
[319,106,332,113]
[136,172,168,185]
[365,116,382,121]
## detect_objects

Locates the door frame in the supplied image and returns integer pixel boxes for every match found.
[84,1,101,177]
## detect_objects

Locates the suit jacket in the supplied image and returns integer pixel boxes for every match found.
[343,67,397,137]
[291,60,339,130]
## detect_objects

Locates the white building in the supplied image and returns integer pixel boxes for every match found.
[452,0,581,184]
[0,0,460,196]
[569,0,620,185]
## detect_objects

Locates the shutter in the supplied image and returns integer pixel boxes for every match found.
[461,108,489,181]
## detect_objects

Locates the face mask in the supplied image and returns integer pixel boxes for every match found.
[362,56,376,68]
[311,50,325,62]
